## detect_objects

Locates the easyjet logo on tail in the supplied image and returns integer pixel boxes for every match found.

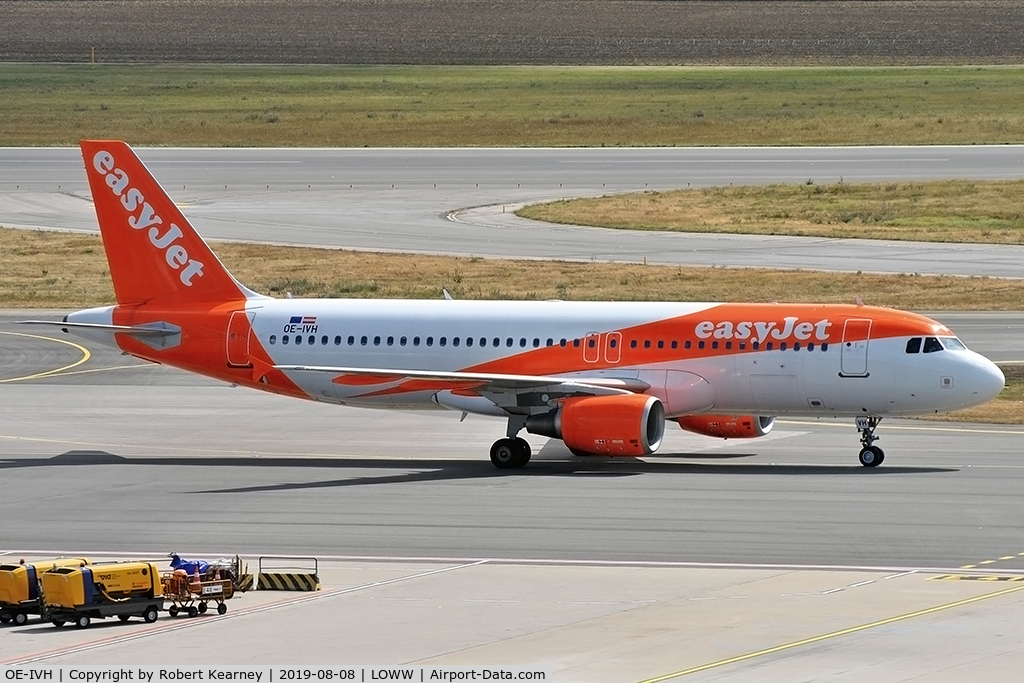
[92,150,205,286]
[695,317,832,344]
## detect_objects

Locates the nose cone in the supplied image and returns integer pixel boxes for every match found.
[969,355,1005,405]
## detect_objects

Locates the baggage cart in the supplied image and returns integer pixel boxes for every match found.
[162,572,234,617]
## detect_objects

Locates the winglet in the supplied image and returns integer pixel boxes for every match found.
[80,140,259,306]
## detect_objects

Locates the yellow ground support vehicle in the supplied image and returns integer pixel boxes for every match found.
[41,561,163,629]
[0,558,90,626]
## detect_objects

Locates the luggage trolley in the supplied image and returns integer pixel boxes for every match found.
[162,572,234,617]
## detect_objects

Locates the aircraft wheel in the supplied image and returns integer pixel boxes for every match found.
[75,614,91,629]
[143,607,159,623]
[859,446,884,467]
[490,438,529,469]
[217,603,227,615]
[512,437,532,464]
[14,612,28,626]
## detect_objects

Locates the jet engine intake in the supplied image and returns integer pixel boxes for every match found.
[675,414,775,439]
[526,394,665,456]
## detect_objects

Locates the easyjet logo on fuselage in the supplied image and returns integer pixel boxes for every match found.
[695,317,832,344]
[92,150,205,286]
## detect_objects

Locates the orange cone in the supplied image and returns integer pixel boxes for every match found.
[191,565,200,586]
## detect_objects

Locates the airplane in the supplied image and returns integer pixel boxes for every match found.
[21,140,1006,469]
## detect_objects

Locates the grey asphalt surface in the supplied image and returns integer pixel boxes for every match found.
[2,146,1024,276]
[1,311,1022,567]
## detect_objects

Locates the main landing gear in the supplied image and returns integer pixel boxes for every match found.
[490,437,532,469]
[856,416,884,467]
[490,416,532,469]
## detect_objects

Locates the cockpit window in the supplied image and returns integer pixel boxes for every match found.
[923,337,944,353]
[941,337,967,351]
[905,337,922,354]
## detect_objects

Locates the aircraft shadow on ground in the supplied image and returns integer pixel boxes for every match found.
[0,449,959,494]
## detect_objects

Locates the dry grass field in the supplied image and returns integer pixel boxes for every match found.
[1,1,1022,65]
[519,180,1024,244]
[3,64,1024,147]
[4,226,1023,310]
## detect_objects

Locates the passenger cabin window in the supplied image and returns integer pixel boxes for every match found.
[906,337,922,354]
[923,337,944,353]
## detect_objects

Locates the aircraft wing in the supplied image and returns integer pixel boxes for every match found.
[275,364,650,412]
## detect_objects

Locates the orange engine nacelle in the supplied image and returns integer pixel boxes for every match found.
[675,414,775,439]
[526,394,665,456]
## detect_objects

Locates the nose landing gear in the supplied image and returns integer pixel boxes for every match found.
[856,416,884,467]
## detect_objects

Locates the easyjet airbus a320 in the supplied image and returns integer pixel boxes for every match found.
[24,141,1006,468]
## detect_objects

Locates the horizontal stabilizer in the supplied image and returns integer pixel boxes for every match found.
[16,320,181,337]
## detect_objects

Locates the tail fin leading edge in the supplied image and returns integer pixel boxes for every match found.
[81,140,254,306]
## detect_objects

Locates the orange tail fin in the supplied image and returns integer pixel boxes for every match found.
[80,140,256,306]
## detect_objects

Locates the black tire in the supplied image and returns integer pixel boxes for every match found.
[187,606,198,618]
[513,437,532,464]
[490,438,529,469]
[75,614,90,629]
[143,607,159,623]
[168,606,179,617]
[198,602,208,614]
[217,603,227,615]
[117,614,131,622]
[51,619,66,628]
[858,446,884,467]
[13,612,28,626]
[0,612,12,624]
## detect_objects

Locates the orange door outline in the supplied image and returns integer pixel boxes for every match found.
[583,332,601,363]
[226,311,255,367]
[604,331,622,364]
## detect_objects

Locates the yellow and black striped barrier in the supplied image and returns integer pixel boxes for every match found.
[256,572,320,591]
[236,574,255,591]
